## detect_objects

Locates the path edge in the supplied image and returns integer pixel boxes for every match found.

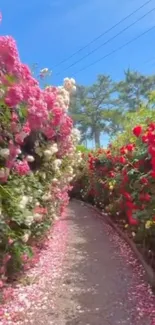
[72,198,155,290]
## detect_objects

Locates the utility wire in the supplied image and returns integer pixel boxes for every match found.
[56,7,155,75]
[53,0,153,69]
[72,24,155,76]
[144,56,155,64]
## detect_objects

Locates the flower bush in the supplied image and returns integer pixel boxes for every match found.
[0,34,82,287]
[72,116,155,268]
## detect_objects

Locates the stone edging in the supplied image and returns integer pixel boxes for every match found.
[73,198,155,290]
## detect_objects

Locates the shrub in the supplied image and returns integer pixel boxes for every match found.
[0,35,81,285]
[73,117,155,268]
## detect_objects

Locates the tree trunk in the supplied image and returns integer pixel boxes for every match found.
[94,130,100,148]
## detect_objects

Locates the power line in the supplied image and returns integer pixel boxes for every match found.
[144,56,155,64]
[53,0,153,69]
[73,24,155,76]
[56,7,155,75]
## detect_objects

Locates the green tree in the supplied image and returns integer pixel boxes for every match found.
[69,75,123,147]
[116,69,155,112]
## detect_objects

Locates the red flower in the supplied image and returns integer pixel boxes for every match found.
[126,143,135,152]
[151,157,155,170]
[126,210,139,225]
[148,122,155,131]
[139,193,151,202]
[148,146,155,157]
[109,171,115,178]
[140,177,149,185]
[142,135,148,143]
[133,125,142,137]
[150,170,155,178]
[123,192,132,201]
[120,146,127,155]
[119,156,126,164]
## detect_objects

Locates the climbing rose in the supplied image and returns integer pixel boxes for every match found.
[14,160,30,175]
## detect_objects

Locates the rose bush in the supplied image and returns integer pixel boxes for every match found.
[0,34,82,286]
[72,115,155,268]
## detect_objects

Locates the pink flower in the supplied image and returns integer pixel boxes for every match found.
[3,254,11,264]
[8,238,14,245]
[0,280,4,288]
[14,160,30,176]
[5,85,23,107]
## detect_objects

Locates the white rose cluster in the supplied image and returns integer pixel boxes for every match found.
[71,128,81,145]
[0,148,10,159]
[63,77,76,93]
[53,159,62,171]
[19,195,29,210]
[44,143,58,161]
[55,78,76,112]
[56,87,70,111]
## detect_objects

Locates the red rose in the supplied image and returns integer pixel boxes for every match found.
[133,125,142,137]
[126,210,139,225]
[123,192,132,201]
[150,170,155,178]
[140,177,149,185]
[148,122,155,131]
[139,193,151,202]
[126,143,135,152]
[109,171,115,177]
[119,156,126,164]
[148,146,155,157]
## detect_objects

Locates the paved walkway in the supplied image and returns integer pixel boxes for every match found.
[5,200,154,325]
[45,200,153,325]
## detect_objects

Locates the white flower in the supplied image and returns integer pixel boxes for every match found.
[71,128,81,143]
[19,195,29,210]
[67,176,73,182]
[40,68,49,74]
[26,155,35,162]
[22,231,31,243]
[42,193,51,201]
[25,215,34,227]
[68,166,73,175]
[52,214,58,220]
[34,213,43,222]
[16,148,21,156]
[0,148,10,159]
[49,143,58,155]
[63,77,76,92]
[0,167,9,178]
[44,149,52,160]
[29,196,33,203]
[70,78,76,85]
[52,178,58,184]
[53,159,62,170]
[0,89,5,98]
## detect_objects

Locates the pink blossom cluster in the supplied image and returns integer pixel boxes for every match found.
[0,36,76,181]
[0,34,80,290]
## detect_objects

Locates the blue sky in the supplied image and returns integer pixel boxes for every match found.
[0,0,155,147]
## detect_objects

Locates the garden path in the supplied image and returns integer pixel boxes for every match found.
[5,200,155,325]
